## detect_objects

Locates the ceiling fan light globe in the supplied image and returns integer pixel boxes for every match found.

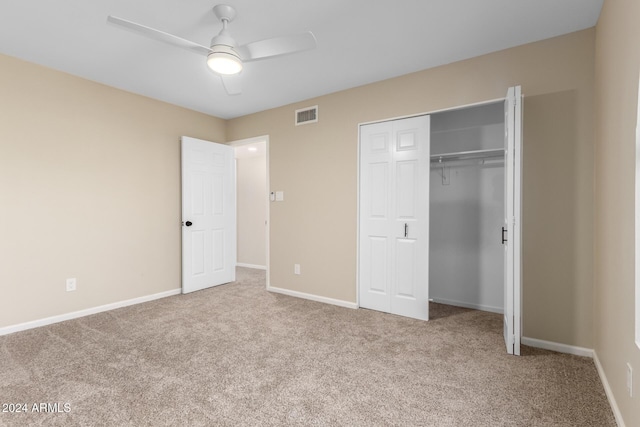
[208,53,243,75]
[207,44,243,75]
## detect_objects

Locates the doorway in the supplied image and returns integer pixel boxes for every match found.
[232,136,270,287]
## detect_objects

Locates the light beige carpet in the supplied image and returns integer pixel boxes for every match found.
[0,268,616,426]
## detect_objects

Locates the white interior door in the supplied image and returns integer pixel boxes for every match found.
[181,136,236,294]
[503,86,523,355]
[359,115,430,320]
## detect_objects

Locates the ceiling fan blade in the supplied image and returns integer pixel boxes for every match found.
[107,15,212,57]
[236,32,317,62]
[221,74,242,95]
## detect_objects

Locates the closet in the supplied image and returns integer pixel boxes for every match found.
[358,86,522,355]
[429,102,505,314]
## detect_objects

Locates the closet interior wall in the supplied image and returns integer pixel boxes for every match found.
[429,102,505,313]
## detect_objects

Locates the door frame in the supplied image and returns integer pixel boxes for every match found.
[356,93,522,344]
[230,135,271,289]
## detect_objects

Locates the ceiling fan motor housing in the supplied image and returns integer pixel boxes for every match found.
[210,29,237,51]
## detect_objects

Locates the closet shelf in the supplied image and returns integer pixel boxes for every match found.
[430,148,504,163]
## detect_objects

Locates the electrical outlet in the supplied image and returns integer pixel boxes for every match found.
[294,264,301,275]
[66,278,76,292]
[627,363,633,397]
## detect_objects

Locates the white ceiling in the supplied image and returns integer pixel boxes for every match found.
[0,1,603,120]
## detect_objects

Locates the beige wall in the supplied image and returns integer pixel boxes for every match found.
[236,153,267,267]
[594,0,640,424]
[228,29,596,348]
[0,54,226,328]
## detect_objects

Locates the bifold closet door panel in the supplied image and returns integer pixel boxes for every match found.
[389,116,430,320]
[359,116,430,321]
[503,85,522,355]
[359,121,393,314]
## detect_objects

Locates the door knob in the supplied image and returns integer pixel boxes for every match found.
[185,221,193,227]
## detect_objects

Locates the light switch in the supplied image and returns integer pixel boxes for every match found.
[275,191,284,201]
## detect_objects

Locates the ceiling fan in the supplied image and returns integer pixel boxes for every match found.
[107,4,317,95]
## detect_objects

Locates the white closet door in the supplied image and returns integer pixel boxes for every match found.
[359,116,430,320]
[503,86,522,355]
[181,136,236,294]
[359,121,393,313]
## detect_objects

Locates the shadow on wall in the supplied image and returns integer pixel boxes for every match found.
[522,90,589,346]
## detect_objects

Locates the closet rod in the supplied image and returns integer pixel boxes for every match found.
[430,148,504,163]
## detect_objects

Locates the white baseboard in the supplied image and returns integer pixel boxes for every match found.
[0,288,181,337]
[267,285,358,309]
[514,338,625,425]
[430,297,503,314]
[593,351,626,427]
[236,263,267,270]
[521,336,594,358]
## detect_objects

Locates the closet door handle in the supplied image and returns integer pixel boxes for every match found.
[404,223,408,238]
[501,227,507,244]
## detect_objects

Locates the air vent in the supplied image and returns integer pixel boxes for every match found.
[295,105,318,126]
